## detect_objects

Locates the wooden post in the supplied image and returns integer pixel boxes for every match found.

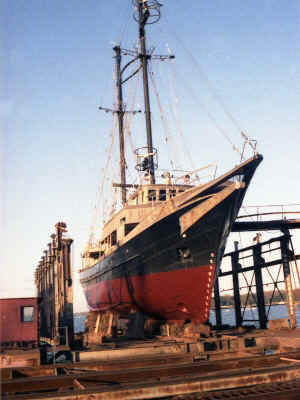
[281,234,297,328]
[106,312,114,337]
[94,313,101,334]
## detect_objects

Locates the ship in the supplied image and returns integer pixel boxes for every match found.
[79,0,262,324]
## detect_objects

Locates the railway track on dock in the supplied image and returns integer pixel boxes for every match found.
[3,351,300,399]
[170,379,300,399]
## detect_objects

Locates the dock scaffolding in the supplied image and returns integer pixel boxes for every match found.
[34,222,74,346]
[214,205,300,330]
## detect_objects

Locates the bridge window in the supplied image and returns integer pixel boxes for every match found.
[21,306,34,323]
[148,190,156,201]
[159,190,166,201]
[111,230,117,246]
[125,223,138,236]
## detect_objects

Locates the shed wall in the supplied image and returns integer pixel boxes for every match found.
[0,298,38,344]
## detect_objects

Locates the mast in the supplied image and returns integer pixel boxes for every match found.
[114,45,127,205]
[137,0,155,184]
[100,1,169,200]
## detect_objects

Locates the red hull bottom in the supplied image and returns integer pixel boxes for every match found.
[85,264,216,323]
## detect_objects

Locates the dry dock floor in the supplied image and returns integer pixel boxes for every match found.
[2,328,300,399]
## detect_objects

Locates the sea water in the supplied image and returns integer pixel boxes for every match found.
[73,304,300,333]
[209,304,300,328]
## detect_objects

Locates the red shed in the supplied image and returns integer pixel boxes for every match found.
[0,298,39,346]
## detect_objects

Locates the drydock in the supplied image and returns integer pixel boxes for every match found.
[2,212,300,399]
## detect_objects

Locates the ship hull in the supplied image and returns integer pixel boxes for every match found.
[81,188,239,322]
[84,264,216,323]
[80,155,263,323]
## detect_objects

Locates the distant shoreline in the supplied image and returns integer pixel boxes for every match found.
[75,302,289,315]
[74,311,87,316]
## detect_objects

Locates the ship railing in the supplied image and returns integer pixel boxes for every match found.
[142,163,218,186]
[238,203,300,223]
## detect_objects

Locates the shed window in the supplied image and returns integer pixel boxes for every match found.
[159,190,166,201]
[21,306,34,323]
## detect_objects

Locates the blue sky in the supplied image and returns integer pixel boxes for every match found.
[2,1,300,311]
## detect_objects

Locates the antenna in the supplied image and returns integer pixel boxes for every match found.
[133,0,162,24]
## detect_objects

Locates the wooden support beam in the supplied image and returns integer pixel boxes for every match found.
[34,223,74,346]
[280,235,297,328]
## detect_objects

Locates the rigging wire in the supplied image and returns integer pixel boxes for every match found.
[89,114,118,244]
[149,62,181,170]
[172,65,242,156]
[102,154,120,223]
[156,59,184,169]
[123,67,144,185]
[165,51,196,171]
[124,68,140,155]
[89,71,117,243]
[161,14,250,156]
[163,13,245,136]
[115,0,133,46]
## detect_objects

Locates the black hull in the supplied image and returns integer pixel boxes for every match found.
[80,155,263,321]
